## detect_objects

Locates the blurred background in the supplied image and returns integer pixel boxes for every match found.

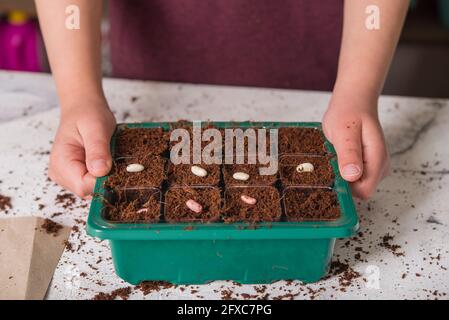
[0,0,448,98]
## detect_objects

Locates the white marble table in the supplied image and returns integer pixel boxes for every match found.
[0,71,448,300]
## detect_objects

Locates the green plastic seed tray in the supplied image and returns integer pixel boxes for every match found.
[87,122,359,285]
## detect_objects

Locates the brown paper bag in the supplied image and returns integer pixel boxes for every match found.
[0,217,71,300]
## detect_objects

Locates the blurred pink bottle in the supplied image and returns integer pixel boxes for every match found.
[0,10,41,72]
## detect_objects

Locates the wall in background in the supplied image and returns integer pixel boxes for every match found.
[384,0,449,98]
[0,0,448,98]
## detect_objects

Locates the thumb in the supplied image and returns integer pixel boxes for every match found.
[80,124,113,177]
[330,123,364,182]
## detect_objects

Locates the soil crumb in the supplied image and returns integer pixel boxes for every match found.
[0,194,12,212]
[136,281,174,296]
[329,260,362,288]
[379,233,404,257]
[92,287,132,300]
[41,218,63,236]
[55,192,77,210]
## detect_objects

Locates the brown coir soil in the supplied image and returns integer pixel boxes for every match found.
[284,188,340,221]
[167,163,221,186]
[115,127,168,157]
[92,287,132,300]
[0,194,12,212]
[105,189,161,223]
[223,186,281,223]
[279,155,334,187]
[164,187,221,223]
[278,127,326,155]
[41,218,63,236]
[169,123,224,151]
[106,155,166,188]
[223,164,277,186]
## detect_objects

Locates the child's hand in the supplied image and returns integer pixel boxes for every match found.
[322,99,390,199]
[48,98,116,198]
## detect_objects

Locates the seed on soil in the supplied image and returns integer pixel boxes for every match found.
[296,162,314,173]
[280,155,334,187]
[168,163,221,186]
[233,172,250,181]
[240,195,257,205]
[186,199,203,213]
[136,208,149,214]
[223,186,281,223]
[126,163,145,173]
[191,165,208,177]
[223,164,277,186]
[165,187,221,223]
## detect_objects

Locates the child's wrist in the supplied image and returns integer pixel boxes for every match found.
[330,82,379,114]
[60,92,108,113]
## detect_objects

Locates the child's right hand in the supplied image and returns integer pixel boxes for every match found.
[48,97,116,198]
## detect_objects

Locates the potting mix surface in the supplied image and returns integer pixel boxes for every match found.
[101,123,342,224]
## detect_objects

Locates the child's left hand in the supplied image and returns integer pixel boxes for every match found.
[322,97,390,199]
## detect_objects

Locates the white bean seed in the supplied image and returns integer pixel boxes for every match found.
[126,163,145,172]
[233,172,250,181]
[136,208,148,214]
[296,162,314,173]
[186,199,203,213]
[241,195,257,205]
[191,165,208,177]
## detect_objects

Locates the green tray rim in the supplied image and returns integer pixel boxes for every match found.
[87,121,358,240]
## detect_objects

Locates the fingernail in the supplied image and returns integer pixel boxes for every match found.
[90,159,107,172]
[342,164,361,177]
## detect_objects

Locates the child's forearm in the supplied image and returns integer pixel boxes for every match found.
[35,0,105,109]
[333,0,409,106]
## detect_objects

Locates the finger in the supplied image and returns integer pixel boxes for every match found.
[50,142,96,197]
[350,122,388,199]
[332,121,364,182]
[80,122,113,177]
[65,160,96,196]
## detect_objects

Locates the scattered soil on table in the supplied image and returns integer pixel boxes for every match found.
[115,127,169,157]
[51,212,63,218]
[92,287,132,300]
[63,239,74,252]
[168,163,221,186]
[41,218,63,236]
[0,194,12,212]
[223,164,277,186]
[284,188,340,221]
[272,291,303,300]
[221,289,235,300]
[379,233,404,257]
[223,186,281,223]
[279,127,327,155]
[55,192,77,210]
[164,187,221,223]
[328,260,362,288]
[106,155,166,188]
[104,189,161,223]
[136,281,175,295]
[280,155,334,187]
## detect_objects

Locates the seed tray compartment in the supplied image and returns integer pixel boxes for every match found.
[87,122,358,285]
